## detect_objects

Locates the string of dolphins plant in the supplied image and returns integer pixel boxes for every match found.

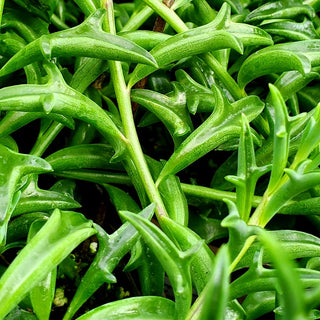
[0,0,320,319]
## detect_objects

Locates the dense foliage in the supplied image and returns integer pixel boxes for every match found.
[1,0,320,319]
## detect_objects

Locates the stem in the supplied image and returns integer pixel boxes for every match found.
[0,0,4,27]
[202,53,245,100]
[30,122,64,157]
[121,5,154,32]
[142,0,188,33]
[229,235,256,272]
[103,0,168,217]
[73,0,97,15]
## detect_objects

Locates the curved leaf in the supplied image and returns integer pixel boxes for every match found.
[12,177,80,216]
[131,85,192,139]
[0,209,96,319]
[120,210,202,320]
[0,111,75,137]
[245,0,315,22]
[156,89,264,185]
[74,296,175,320]
[261,19,318,41]
[46,144,122,172]
[238,48,311,89]
[128,28,243,87]
[187,246,229,320]
[0,9,156,77]
[63,205,154,320]
[0,145,52,246]
[0,63,127,160]
[159,215,215,293]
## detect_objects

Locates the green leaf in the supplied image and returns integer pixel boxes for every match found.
[0,209,96,318]
[261,18,319,41]
[12,176,80,216]
[242,291,276,320]
[245,0,315,22]
[293,104,320,166]
[274,70,319,102]
[266,84,292,192]
[28,220,56,320]
[0,9,157,77]
[0,111,74,137]
[147,157,189,226]
[186,246,229,320]
[0,144,52,246]
[128,26,243,87]
[222,200,260,261]
[2,8,49,42]
[0,63,127,160]
[120,210,202,320]
[74,296,175,320]
[159,215,215,293]
[131,86,192,140]
[156,89,264,185]
[226,114,271,222]
[12,0,58,22]
[46,144,123,172]
[237,230,320,270]
[6,212,48,243]
[175,69,216,114]
[237,44,312,89]
[230,252,320,300]
[258,230,308,319]
[63,205,155,320]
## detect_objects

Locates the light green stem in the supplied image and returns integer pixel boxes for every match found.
[103,0,168,217]
[202,53,245,100]
[0,0,4,27]
[142,0,188,33]
[121,5,154,32]
[30,122,64,157]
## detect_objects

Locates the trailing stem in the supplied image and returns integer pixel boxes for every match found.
[102,0,168,217]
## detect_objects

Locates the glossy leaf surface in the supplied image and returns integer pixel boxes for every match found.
[0,209,96,318]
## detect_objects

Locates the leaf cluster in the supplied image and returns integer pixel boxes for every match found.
[0,0,320,319]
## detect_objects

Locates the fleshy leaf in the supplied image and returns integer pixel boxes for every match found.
[175,69,216,114]
[242,291,275,320]
[128,26,243,87]
[0,144,52,246]
[146,157,189,226]
[28,220,56,320]
[0,62,127,160]
[226,114,271,222]
[186,246,229,320]
[46,144,123,172]
[12,176,80,216]
[230,251,320,300]
[237,230,320,270]
[131,85,192,140]
[0,9,157,77]
[0,111,74,137]
[159,215,215,293]
[63,205,154,320]
[222,200,260,261]
[245,0,315,22]
[0,209,96,319]
[258,230,308,319]
[74,296,175,320]
[261,18,318,41]
[237,45,312,89]
[120,210,203,320]
[156,88,264,185]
